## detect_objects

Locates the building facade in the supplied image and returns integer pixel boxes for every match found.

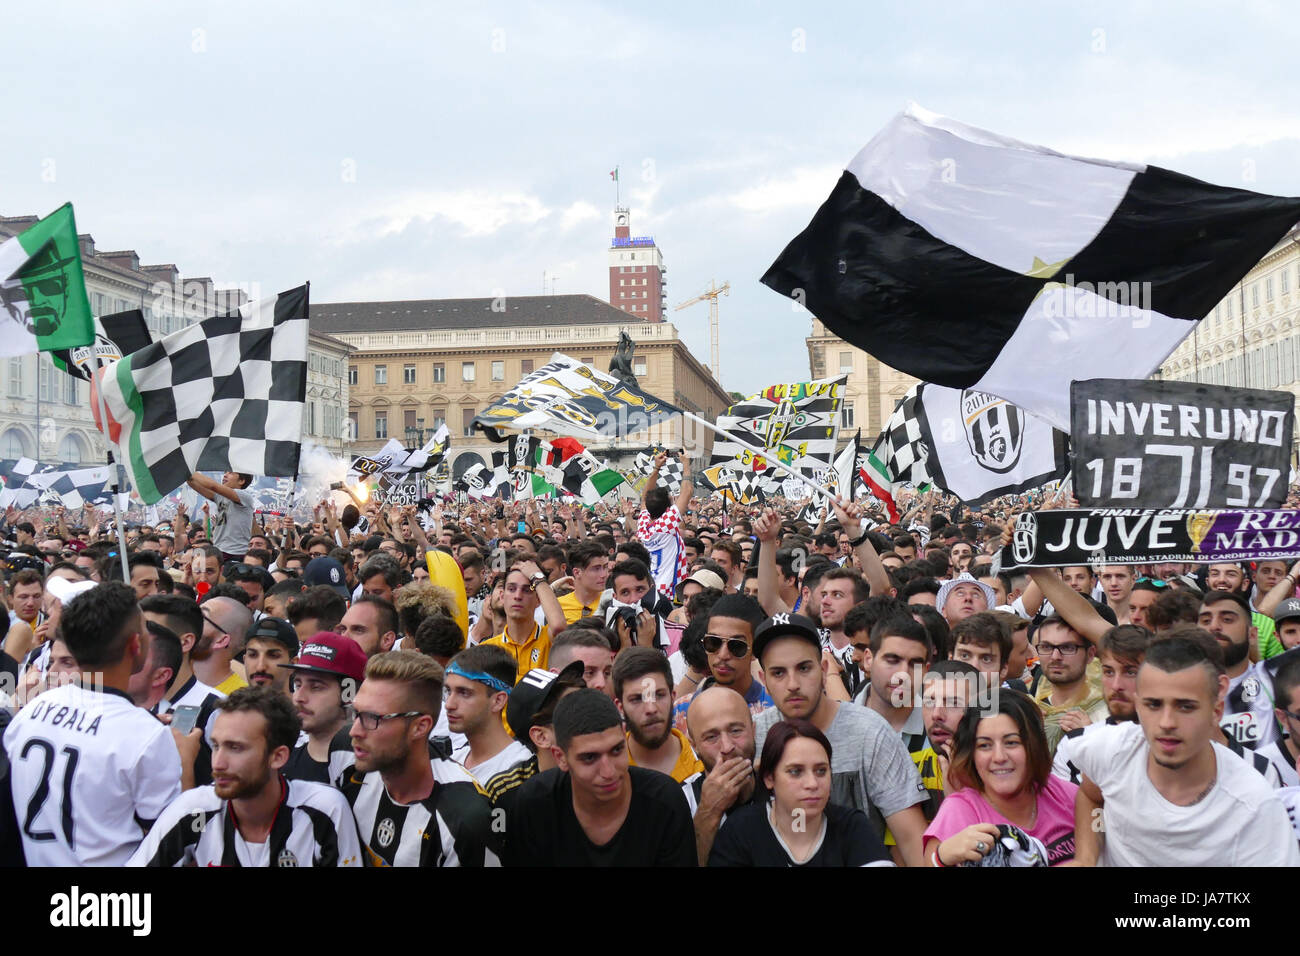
[608,208,666,322]
[311,294,730,480]
[806,318,917,440]
[0,214,353,467]
[1157,227,1300,460]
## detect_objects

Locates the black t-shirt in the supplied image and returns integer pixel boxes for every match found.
[507,766,696,867]
[708,801,891,867]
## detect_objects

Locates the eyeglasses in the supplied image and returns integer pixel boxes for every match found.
[703,635,750,657]
[353,710,423,731]
[202,613,229,637]
[1038,642,1086,657]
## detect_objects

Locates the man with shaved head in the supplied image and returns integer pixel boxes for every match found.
[683,686,757,865]
[197,595,253,695]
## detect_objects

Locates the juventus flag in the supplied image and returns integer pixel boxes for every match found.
[92,285,309,504]
[873,383,1068,506]
[473,353,680,442]
[708,377,845,497]
[761,104,1300,430]
[50,309,152,381]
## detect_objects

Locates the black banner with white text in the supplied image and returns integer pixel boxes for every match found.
[1070,379,1293,510]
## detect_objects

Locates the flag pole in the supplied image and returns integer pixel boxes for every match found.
[677,410,839,501]
[91,364,132,584]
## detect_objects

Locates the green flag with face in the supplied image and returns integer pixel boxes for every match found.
[0,203,95,355]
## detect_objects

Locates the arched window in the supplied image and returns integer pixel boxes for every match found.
[57,433,85,465]
[0,429,29,459]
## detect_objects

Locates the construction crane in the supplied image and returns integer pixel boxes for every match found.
[675,280,729,384]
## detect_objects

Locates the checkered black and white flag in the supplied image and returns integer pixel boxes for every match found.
[871,386,932,486]
[0,462,112,510]
[94,285,309,504]
[631,451,684,494]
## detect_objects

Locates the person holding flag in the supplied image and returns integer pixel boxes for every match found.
[636,450,693,601]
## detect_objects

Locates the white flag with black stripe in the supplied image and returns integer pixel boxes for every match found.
[762,104,1300,430]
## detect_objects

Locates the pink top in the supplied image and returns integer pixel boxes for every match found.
[924,775,1079,866]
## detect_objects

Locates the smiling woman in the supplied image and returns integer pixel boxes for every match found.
[924,690,1078,866]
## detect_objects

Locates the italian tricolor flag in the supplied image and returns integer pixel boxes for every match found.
[858,448,900,523]
[0,204,94,357]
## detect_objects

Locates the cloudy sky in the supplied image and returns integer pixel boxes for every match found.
[4,1,1299,395]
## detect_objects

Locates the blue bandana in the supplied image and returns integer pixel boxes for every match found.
[448,661,513,695]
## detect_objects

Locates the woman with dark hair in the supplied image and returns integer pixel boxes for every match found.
[924,690,1078,866]
[708,718,891,867]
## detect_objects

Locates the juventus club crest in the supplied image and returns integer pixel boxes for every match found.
[377,818,396,848]
[961,390,1025,474]
[1011,512,1038,566]
[277,849,299,867]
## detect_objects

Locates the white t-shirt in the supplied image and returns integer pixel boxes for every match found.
[4,683,182,866]
[1071,721,1299,867]
[452,739,531,786]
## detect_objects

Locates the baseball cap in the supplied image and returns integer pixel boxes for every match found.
[246,616,300,657]
[680,569,725,593]
[279,631,366,685]
[936,572,997,612]
[752,612,822,663]
[505,660,585,744]
[1276,598,1300,625]
[303,556,350,599]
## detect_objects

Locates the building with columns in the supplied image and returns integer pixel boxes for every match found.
[806,318,917,440]
[0,213,353,468]
[311,294,730,480]
[1157,226,1300,461]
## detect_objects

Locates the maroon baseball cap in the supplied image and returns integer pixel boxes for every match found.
[279,631,367,685]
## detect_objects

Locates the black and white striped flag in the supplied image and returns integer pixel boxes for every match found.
[762,104,1300,430]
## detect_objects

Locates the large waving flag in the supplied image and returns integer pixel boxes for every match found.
[761,104,1300,430]
[0,204,95,356]
[92,285,309,504]
[472,352,680,441]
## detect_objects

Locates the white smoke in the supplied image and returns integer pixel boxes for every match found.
[296,442,353,511]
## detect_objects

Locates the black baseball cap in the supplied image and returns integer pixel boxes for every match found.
[1276,598,1300,626]
[506,660,585,744]
[752,612,822,664]
[243,616,300,658]
[303,556,350,599]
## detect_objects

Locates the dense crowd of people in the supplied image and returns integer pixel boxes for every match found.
[0,454,1297,867]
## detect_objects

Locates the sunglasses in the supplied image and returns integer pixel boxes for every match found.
[703,635,750,657]
[1135,577,1170,588]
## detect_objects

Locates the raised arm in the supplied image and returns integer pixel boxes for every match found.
[674,453,693,517]
[833,497,890,598]
[187,472,241,504]
[1255,559,1300,618]
[752,508,789,616]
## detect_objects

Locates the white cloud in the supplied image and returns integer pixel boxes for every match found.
[725,165,841,214]
[559,200,600,231]
[368,190,552,238]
